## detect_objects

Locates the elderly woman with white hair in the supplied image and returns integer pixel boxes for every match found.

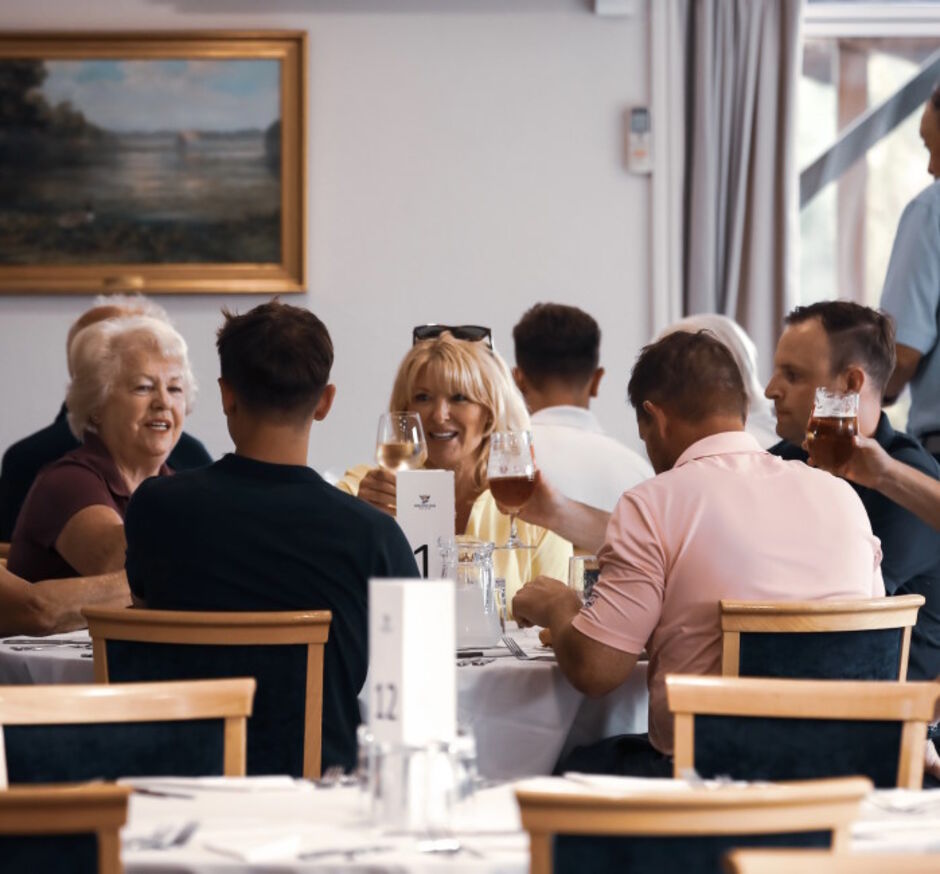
[8,316,195,581]
[656,313,779,448]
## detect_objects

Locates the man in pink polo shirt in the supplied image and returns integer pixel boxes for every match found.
[512,330,884,775]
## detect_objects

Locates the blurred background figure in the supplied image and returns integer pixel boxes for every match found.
[656,313,779,448]
[512,303,652,527]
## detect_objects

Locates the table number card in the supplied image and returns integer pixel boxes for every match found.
[368,579,456,746]
[396,470,455,579]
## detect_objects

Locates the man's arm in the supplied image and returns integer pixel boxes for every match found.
[884,344,923,404]
[0,565,131,637]
[504,473,611,553]
[512,576,638,697]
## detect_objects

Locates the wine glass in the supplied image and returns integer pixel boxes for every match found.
[487,430,537,549]
[375,412,428,471]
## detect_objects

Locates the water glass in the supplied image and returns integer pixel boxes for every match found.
[568,554,600,603]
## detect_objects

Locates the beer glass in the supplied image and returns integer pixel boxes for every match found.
[806,387,859,468]
[376,412,428,472]
[568,555,600,603]
[487,430,537,549]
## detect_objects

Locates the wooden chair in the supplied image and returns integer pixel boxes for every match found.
[724,848,940,874]
[515,775,870,874]
[84,607,331,779]
[720,595,924,680]
[0,783,129,874]
[667,675,940,789]
[0,678,254,785]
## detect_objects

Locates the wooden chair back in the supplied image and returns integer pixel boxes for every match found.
[0,678,254,785]
[720,595,924,679]
[84,607,331,779]
[0,783,129,874]
[724,848,940,874]
[667,675,940,789]
[515,776,870,874]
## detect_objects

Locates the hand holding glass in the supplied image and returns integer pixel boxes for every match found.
[487,430,537,549]
[806,388,859,469]
[376,412,427,472]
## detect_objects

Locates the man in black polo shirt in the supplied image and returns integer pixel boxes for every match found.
[124,301,419,770]
[765,301,940,681]
[0,298,211,540]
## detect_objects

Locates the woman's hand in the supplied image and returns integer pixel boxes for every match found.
[357,468,398,516]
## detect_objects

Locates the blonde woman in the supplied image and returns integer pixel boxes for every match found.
[338,328,571,599]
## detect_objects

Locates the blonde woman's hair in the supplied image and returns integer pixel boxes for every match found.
[66,315,196,439]
[389,332,529,491]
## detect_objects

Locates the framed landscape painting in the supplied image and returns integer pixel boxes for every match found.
[0,31,306,294]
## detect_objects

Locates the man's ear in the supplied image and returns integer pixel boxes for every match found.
[313,384,336,421]
[588,367,604,398]
[642,399,669,436]
[218,378,237,416]
[843,366,866,394]
[512,366,528,397]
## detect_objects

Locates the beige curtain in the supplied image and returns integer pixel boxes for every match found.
[682,0,803,379]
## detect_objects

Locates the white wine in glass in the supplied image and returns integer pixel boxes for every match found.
[487,430,537,549]
[376,412,428,471]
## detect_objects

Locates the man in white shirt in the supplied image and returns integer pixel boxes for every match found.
[512,303,652,526]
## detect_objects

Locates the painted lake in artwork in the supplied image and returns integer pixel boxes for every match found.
[0,58,282,265]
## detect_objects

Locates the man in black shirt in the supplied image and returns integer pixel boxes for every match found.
[765,301,940,681]
[0,300,211,540]
[124,301,419,771]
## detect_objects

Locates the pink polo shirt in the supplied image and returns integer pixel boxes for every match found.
[571,431,884,755]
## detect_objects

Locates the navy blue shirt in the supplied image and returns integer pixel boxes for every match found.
[124,453,420,770]
[770,414,940,680]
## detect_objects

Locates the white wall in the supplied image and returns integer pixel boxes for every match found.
[0,0,652,474]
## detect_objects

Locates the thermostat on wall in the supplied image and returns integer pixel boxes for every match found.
[628,107,651,175]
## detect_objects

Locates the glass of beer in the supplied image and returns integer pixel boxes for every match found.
[487,430,537,549]
[568,555,600,603]
[806,387,859,468]
[375,412,428,472]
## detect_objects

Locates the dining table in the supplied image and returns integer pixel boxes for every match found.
[114,774,940,873]
[0,627,649,780]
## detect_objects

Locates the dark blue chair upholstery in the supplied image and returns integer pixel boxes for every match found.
[0,834,99,874]
[737,628,903,681]
[692,715,902,788]
[105,639,307,777]
[554,829,832,874]
[4,718,225,784]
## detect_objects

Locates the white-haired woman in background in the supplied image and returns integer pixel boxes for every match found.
[8,316,195,581]
[656,313,778,448]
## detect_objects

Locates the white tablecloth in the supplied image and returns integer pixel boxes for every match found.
[0,628,649,780]
[118,777,940,873]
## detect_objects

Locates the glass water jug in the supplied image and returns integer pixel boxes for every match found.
[438,536,502,649]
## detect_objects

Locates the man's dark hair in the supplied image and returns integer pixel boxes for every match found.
[216,300,334,419]
[628,331,747,423]
[512,303,600,388]
[784,301,896,392]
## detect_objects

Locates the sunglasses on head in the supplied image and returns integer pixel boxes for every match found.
[412,324,493,348]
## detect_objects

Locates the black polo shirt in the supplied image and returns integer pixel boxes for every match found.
[124,453,420,770]
[770,413,940,680]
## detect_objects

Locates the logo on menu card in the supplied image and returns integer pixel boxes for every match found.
[381,613,393,633]
[414,494,436,510]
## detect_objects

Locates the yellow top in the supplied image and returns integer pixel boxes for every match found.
[336,464,573,601]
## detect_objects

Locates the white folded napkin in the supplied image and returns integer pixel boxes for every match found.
[124,775,306,794]
[202,828,303,862]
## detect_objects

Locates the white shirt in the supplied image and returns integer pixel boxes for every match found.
[530,406,653,513]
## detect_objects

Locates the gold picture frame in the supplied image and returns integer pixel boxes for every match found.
[0,31,306,295]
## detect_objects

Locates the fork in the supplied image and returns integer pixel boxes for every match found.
[501,635,530,660]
